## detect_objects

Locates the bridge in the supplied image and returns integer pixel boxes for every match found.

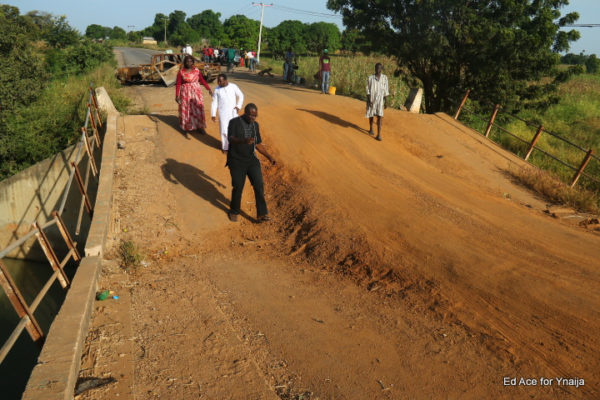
[1,48,599,399]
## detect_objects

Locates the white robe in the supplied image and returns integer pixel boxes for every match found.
[211,83,244,150]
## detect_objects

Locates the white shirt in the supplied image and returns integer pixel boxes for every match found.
[211,82,244,150]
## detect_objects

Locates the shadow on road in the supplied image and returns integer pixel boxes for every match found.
[160,158,253,222]
[297,108,370,136]
[151,114,223,150]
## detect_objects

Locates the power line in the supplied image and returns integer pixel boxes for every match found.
[564,24,600,28]
[271,4,343,19]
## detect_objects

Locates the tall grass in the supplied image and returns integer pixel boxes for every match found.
[458,73,600,209]
[0,63,129,179]
[258,54,412,109]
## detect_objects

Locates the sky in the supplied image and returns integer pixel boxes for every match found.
[10,0,600,55]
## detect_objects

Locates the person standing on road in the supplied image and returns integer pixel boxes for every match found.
[176,55,213,138]
[227,48,236,73]
[226,103,276,223]
[365,63,389,141]
[284,48,295,82]
[319,49,331,94]
[211,73,244,152]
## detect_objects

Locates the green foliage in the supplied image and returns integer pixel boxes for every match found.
[0,6,121,180]
[223,15,260,50]
[127,30,142,43]
[327,0,581,113]
[0,5,49,111]
[85,24,111,39]
[119,240,142,269]
[46,40,113,79]
[43,15,79,48]
[585,55,599,74]
[269,20,308,57]
[459,73,600,192]
[341,29,370,54]
[561,52,600,74]
[305,22,341,53]
[110,26,127,40]
[187,10,225,45]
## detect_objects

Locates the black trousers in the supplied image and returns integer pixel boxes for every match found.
[228,162,268,217]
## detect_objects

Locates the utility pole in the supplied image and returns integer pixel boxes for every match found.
[252,2,273,64]
[162,16,168,45]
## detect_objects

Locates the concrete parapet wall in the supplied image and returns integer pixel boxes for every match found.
[22,88,118,400]
[0,144,96,261]
[21,256,101,400]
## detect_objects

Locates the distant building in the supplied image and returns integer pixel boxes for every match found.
[143,37,157,45]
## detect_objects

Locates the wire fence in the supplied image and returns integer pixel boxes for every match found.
[452,90,599,190]
[0,85,104,365]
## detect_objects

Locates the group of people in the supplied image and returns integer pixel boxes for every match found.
[173,51,390,222]
[175,55,275,223]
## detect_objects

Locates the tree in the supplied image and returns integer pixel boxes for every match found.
[110,26,127,40]
[127,30,142,43]
[168,10,187,36]
[341,29,370,54]
[147,13,169,42]
[85,24,111,39]
[44,15,80,48]
[187,10,225,44]
[305,22,341,53]
[585,54,599,74]
[170,23,201,46]
[269,20,308,57]
[327,0,581,113]
[223,15,260,50]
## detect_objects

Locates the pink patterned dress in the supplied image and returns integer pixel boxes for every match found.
[175,67,211,132]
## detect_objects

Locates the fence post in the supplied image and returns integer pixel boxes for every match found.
[454,89,471,120]
[0,260,44,344]
[52,211,81,262]
[81,127,98,176]
[88,103,102,146]
[89,86,103,128]
[524,125,544,161]
[570,149,594,187]
[484,104,501,138]
[34,222,70,289]
[71,162,94,216]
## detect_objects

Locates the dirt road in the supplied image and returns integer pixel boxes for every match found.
[78,67,599,400]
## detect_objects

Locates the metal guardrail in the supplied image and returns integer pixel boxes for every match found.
[453,90,599,188]
[0,85,104,365]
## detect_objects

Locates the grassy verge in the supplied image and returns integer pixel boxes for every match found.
[509,166,600,214]
[458,73,600,207]
[0,62,130,179]
[257,54,412,109]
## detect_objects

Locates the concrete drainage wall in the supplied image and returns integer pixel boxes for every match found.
[21,88,118,400]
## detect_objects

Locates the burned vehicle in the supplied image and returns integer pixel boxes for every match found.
[116,53,221,86]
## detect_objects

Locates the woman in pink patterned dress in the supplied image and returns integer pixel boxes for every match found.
[175,55,213,138]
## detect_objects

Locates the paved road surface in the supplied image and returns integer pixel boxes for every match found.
[114,47,162,67]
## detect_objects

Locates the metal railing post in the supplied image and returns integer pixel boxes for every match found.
[524,125,544,161]
[454,89,470,120]
[570,150,594,187]
[0,260,44,344]
[484,104,501,138]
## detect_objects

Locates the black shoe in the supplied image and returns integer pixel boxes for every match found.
[228,213,239,222]
[375,136,382,141]
[257,215,271,223]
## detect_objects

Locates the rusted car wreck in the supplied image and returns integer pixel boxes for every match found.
[116,53,221,86]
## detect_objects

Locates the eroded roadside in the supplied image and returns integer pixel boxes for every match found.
[75,74,597,399]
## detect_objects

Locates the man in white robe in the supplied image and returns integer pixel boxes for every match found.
[211,74,244,151]
[365,63,389,141]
